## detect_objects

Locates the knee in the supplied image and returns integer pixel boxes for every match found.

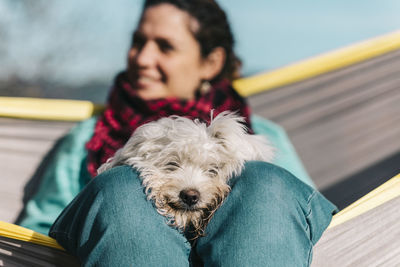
[81,166,158,228]
[90,165,142,197]
[85,166,148,213]
[231,161,314,205]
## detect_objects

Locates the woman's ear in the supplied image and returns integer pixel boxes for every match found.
[201,47,226,80]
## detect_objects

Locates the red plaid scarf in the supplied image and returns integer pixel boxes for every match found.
[86,72,252,177]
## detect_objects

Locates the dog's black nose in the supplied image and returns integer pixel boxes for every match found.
[179,189,200,206]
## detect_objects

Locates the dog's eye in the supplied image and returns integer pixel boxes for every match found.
[167,162,180,167]
[207,168,218,176]
[165,162,180,171]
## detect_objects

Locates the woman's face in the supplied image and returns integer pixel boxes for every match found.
[127,4,216,100]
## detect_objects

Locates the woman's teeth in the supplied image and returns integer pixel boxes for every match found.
[138,77,157,83]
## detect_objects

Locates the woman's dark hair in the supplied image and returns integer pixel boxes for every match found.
[142,0,241,81]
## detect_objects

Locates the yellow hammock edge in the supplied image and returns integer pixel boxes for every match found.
[0,97,104,121]
[1,173,399,251]
[0,221,64,250]
[233,30,400,97]
[328,173,400,229]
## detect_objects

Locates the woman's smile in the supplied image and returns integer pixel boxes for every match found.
[134,74,163,89]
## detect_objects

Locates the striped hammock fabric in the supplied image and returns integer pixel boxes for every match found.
[0,222,79,266]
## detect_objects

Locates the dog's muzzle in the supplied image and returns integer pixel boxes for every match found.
[179,189,200,207]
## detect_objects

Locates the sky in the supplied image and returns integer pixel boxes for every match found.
[1,0,399,86]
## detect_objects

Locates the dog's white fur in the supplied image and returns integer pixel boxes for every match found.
[98,111,274,238]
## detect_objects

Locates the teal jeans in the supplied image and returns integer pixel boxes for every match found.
[50,162,336,266]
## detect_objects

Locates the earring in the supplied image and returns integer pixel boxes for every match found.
[200,80,211,94]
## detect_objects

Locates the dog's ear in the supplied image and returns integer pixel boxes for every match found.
[97,118,175,174]
[208,111,245,141]
[121,118,174,159]
[240,134,275,162]
[208,111,274,163]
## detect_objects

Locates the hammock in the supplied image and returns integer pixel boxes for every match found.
[1,174,399,266]
[312,174,400,266]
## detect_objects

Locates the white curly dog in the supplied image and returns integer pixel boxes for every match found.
[98,111,274,239]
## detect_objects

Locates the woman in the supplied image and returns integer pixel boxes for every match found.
[20,0,336,265]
